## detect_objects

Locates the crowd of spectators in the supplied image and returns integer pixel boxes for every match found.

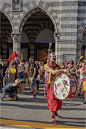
[61,60,86,97]
[0,58,86,101]
[0,58,45,100]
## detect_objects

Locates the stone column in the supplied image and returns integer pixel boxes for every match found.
[84,35,86,58]
[11,33,22,57]
[54,32,60,64]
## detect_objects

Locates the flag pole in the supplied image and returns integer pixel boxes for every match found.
[48,42,52,54]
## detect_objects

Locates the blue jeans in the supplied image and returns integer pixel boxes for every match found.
[30,77,37,87]
[18,72,26,83]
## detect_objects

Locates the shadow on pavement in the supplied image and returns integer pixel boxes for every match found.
[1,103,48,110]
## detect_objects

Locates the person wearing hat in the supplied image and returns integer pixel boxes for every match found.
[1,79,24,101]
[81,59,86,104]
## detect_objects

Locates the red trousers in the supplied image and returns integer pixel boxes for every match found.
[47,85,62,112]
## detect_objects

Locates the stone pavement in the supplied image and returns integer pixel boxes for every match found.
[0,84,86,129]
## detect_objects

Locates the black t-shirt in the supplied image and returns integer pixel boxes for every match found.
[62,66,65,69]
[30,63,37,78]
[0,64,2,78]
[3,64,8,76]
[69,65,76,77]
[0,64,2,70]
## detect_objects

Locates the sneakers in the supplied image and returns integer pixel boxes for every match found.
[78,93,81,96]
[30,95,36,99]
[1,96,4,101]
[51,117,57,124]
[83,100,86,104]
[54,112,62,118]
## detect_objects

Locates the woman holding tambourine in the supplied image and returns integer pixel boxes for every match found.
[5,63,16,85]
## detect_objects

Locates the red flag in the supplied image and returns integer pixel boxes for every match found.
[8,51,20,63]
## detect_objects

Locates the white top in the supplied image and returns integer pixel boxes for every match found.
[36,69,40,81]
[40,66,44,72]
[78,67,83,80]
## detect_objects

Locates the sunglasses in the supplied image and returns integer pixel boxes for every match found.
[50,55,56,58]
[29,60,32,61]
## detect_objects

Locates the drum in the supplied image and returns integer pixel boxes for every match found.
[53,73,77,100]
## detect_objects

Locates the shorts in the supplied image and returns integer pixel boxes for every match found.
[79,79,83,88]
[76,76,80,81]
[18,77,26,83]
[30,77,37,87]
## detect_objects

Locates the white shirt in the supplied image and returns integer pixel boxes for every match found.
[40,66,44,72]
[78,67,83,80]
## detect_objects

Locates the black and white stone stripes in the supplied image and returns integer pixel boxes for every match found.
[19,0,60,34]
[0,0,85,64]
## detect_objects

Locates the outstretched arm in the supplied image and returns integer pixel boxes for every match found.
[45,64,68,75]
[4,95,17,101]
[13,79,23,86]
[76,69,80,76]
[81,69,86,75]
[70,65,77,72]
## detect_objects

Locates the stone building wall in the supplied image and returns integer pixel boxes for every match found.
[0,0,85,64]
[77,0,86,60]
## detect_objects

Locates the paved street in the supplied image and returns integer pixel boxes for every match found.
[0,84,86,129]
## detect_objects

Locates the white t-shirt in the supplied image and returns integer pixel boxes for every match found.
[40,66,44,72]
[78,67,83,80]
[36,69,40,81]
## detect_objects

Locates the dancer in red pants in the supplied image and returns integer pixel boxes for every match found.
[45,52,68,124]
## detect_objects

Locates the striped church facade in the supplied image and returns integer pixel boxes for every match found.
[0,0,86,64]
